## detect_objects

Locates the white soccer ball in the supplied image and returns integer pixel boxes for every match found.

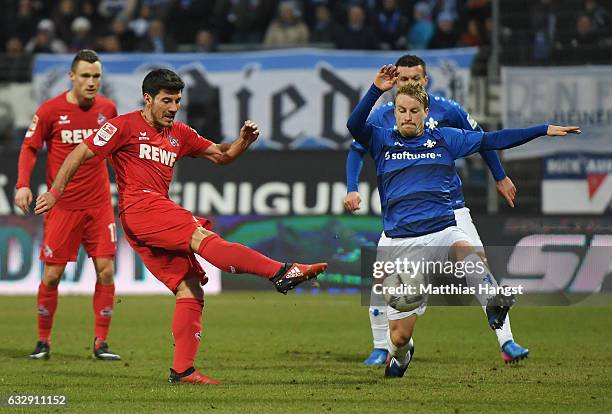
[382,271,426,312]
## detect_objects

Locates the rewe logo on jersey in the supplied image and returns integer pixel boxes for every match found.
[139,144,177,167]
[93,122,117,146]
[61,128,98,144]
[58,115,70,125]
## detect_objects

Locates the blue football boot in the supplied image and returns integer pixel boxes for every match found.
[501,340,529,364]
[363,348,388,366]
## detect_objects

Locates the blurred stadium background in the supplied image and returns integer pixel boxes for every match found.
[1,1,611,412]
[0,0,611,294]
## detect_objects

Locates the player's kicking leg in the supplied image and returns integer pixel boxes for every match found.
[191,226,327,294]
[91,257,121,361]
[30,264,65,359]
[454,208,528,363]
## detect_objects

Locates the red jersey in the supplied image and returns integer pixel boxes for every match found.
[84,111,214,214]
[22,92,117,210]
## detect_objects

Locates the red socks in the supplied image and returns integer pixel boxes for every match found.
[196,234,282,278]
[93,283,115,342]
[172,298,204,373]
[37,282,58,343]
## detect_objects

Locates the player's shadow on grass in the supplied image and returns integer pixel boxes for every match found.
[283,349,363,363]
[0,346,97,362]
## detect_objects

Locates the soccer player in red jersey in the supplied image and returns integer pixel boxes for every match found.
[34,69,328,385]
[15,50,121,361]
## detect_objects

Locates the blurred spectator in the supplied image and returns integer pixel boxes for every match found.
[375,0,408,50]
[213,0,276,44]
[0,37,31,83]
[193,30,217,53]
[7,0,40,44]
[98,0,138,23]
[51,0,78,44]
[566,14,602,64]
[136,19,176,53]
[333,4,378,50]
[165,0,213,45]
[432,0,465,27]
[129,4,153,38]
[407,2,434,50]
[25,19,67,54]
[459,18,482,47]
[263,1,309,48]
[531,0,560,61]
[69,17,96,52]
[98,34,123,53]
[581,0,610,37]
[110,18,137,52]
[429,12,458,49]
[466,0,490,24]
[310,5,335,44]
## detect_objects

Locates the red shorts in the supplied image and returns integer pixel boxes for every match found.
[41,202,116,265]
[120,194,212,293]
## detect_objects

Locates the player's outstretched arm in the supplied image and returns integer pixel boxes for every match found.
[344,147,365,212]
[198,120,259,165]
[481,124,581,152]
[34,143,96,215]
[14,145,39,214]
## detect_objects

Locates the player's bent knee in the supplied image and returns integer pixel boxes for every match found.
[449,240,477,262]
[190,226,216,252]
[43,264,66,287]
[176,276,204,301]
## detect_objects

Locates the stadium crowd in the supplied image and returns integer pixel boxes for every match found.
[0,0,610,82]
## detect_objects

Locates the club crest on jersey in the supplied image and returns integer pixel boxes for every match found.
[426,117,438,130]
[25,114,39,138]
[423,139,436,149]
[93,122,117,146]
[168,135,179,146]
[97,112,107,125]
[58,114,71,125]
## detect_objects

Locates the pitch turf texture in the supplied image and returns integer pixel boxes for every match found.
[1,293,610,413]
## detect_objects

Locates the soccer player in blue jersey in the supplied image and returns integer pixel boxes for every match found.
[346,55,525,366]
[347,65,580,377]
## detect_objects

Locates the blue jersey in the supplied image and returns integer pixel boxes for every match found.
[350,93,483,209]
[347,85,547,238]
[366,126,484,237]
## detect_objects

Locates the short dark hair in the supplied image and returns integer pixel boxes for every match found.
[142,69,185,98]
[394,54,427,77]
[71,49,100,72]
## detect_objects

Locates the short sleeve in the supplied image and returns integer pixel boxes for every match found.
[84,120,124,158]
[177,123,214,159]
[23,108,50,150]
[442,127,485,159]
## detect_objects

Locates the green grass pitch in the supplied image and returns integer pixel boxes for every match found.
[1,293,611,413]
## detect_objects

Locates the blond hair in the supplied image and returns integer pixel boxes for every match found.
[395,82,429,110]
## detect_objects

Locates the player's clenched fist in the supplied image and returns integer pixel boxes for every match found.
[547,125,581,136]
[34,191,57,215]
[14,187,33,214]
[344,191,362,213]
[374,64,399,92]
[239,120,260,144]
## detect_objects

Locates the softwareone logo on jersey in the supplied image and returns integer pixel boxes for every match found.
[384,149,442,161]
